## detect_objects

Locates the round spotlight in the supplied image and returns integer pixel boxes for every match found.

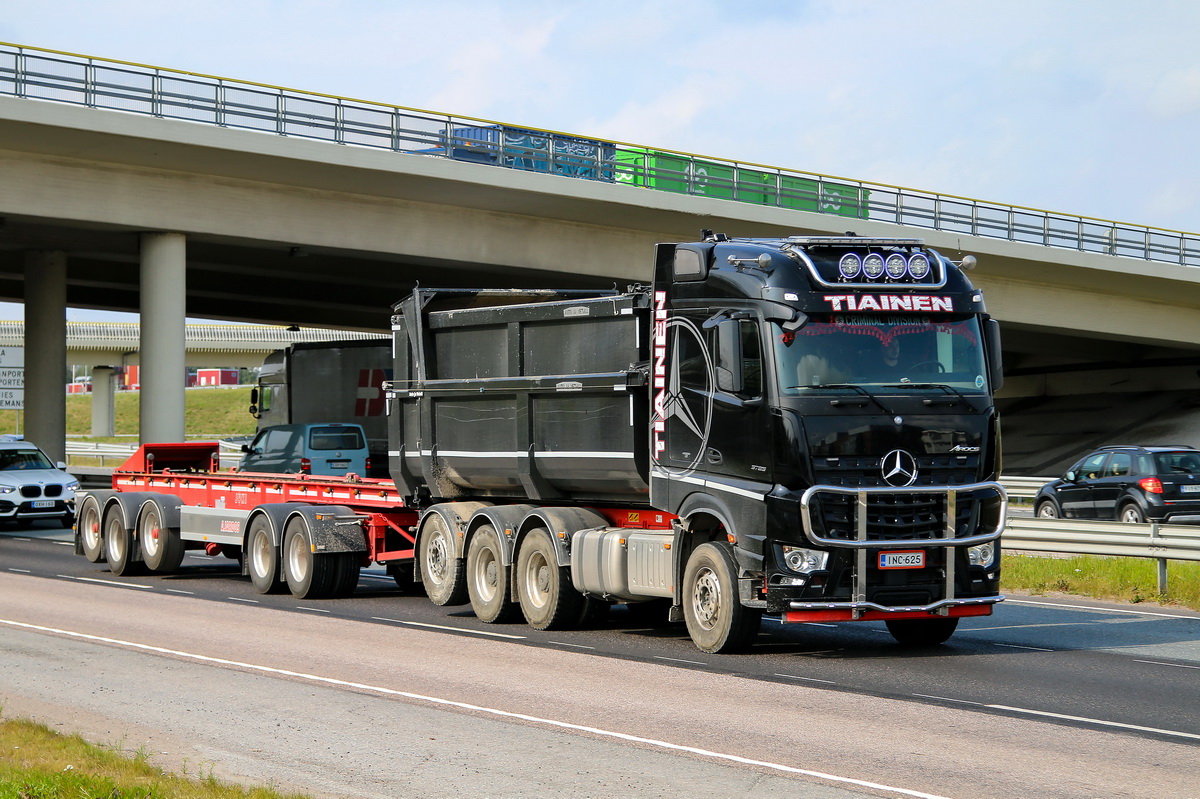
[907,253,931,279]
[862,253,885,279]
[885,253,908,279]
[838,253,862,279]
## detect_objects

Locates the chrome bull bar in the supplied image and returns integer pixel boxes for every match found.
[798,481,1006,619]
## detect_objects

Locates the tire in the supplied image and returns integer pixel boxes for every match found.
[327,553,361,598]
[1119,503,1146,524]
[466,524,519,623]
[682,542,761,653]
[78,496,106,563]
[516,526,583,631]
[103,507,141,576]
[283,516,334,599]
[246,517,284,594]
[886,617,959,646]
[1035,501,1059,519]
[138,502,184,574]
[418,513,467,606]
[387,561,417,592]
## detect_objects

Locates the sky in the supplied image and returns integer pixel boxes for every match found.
[2,0,1199,320]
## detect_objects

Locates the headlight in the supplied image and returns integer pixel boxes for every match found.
[65,481,79,491]
[781,545,829,574]
[0,485,14,494]
[968,541,996,568]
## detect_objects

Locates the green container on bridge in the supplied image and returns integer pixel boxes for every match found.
[614,148,868,219]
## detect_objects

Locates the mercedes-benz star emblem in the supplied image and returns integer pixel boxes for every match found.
[881,449,918,487]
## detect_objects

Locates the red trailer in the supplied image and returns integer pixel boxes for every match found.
[75,442,419,598]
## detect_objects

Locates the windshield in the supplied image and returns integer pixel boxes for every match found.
[0,449,55,470]
[773,314,990,395]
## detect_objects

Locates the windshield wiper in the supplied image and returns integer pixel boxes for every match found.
[885,382,972,406]
[790,383,895,415]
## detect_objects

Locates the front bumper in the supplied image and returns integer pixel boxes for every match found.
[0,498,76,520]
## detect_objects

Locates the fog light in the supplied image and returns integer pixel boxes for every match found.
[968,542,995,568]
[782,545,829,573]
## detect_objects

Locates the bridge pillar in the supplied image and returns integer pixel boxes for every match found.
[23,250,67,463]
[139,232,187,444]
[91,366,115,437]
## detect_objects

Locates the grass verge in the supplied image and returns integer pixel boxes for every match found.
[0,717,308,799]
[1003,551,1200,610]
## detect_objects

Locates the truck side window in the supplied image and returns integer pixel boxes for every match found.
[738,321,762,398]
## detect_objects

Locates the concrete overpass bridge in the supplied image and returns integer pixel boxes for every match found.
[1,42,1197,470]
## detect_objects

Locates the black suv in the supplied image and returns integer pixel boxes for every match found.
[1034,445,1200,524]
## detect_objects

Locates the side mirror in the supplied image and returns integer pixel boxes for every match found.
[985,318,1004,391]
[248,389,260,419]
[1065,470,1077,482]
[715,319,744,394]
[241,444,251,454]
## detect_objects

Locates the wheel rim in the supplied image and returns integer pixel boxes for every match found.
[691,566,721,631]
[107,518,125,562]
[425,521,450,587]
[251,529,271,578]
[473,542,499,603]
[287,532,309,583]
[1038,505,1056,518]
[523,549,551,610]
[82,507,101,552]
[140,510,161,558]
[1122,507,1140,523]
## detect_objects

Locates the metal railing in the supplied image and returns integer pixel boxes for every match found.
[3,41,1198,267]
[1004,517,1200,594]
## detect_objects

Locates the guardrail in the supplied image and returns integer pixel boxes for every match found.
[3,41,1198,267]
[1000,476,1050,500]
[1004,516,1200,593]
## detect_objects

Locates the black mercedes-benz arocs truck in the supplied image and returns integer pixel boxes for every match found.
[387,233,1006,653]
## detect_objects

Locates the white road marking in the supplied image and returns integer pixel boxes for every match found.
[8,568,31,574]
[0,616,958,799]
[371,617,527,640]
[985,704,1200,741]
[1134,660,1200,671]
[775,673,835,685]
[654,656,706,666]
[227,597,260,604]
[57,575,152,590]
[1005,598,1200,620]
[995,643,1055,652]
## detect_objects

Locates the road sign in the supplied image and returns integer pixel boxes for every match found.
[0,389,23,409]
[0,348,24,368]
[0,348,23,409]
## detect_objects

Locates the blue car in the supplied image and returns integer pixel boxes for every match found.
[238,423,370,476]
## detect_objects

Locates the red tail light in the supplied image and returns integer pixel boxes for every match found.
[365,457,371,473]
[300,457,311,473]
[1139,477,1163,494]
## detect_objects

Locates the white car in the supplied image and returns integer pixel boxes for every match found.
[0,441,78,527]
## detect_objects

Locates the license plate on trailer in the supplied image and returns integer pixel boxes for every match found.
[879,550,925,569]
[31,500,55,509]
[328,460,349,469]
[1182,485,1200,493]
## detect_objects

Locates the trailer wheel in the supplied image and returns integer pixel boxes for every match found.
[104,508,142,577]
[387,561,417,593]
[78,496,106,563]
[516,526,582,630]
[246,518,284,594]
[466,524,519,623]
[283,517,333,599]
[682,542,761,653]
[418,513,467,606]
[885,617,959,646]
[138,502,184,574]
[328,553,361,598]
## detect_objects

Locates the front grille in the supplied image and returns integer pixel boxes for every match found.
[812,454,979,488]
[44,485,63,498]
[800,482,1005,545]
[20,485,41,498]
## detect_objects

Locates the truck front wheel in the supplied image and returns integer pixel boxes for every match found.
[467,524,518,623]
[418,513,467,606]
[516,526,582,630]
[885,617,959,646]
[682,542,761,653]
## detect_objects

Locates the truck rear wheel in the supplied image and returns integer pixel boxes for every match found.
[885,617,959,646]
[328,553,361,598]
[247,518,284,594]
[138,501,184,574]
[682,542,761,653]
[516,526,582,630]
[283,517,334,599]
[419,513,467,606]
[78,495,105,563]
[103,508,142,577]
[466,524,518,623]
